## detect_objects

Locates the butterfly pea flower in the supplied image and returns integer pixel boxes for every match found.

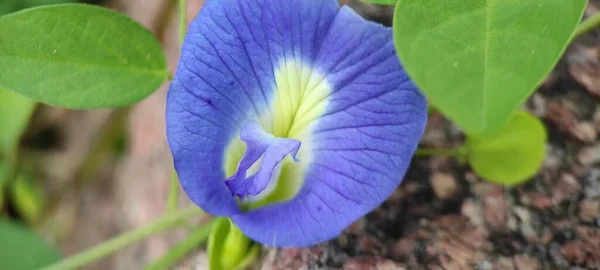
[166,0,427,247]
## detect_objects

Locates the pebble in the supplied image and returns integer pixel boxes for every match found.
[430,172,459,200]
[579,200,600,222]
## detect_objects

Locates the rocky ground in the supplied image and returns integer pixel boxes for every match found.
[18,0,600,269]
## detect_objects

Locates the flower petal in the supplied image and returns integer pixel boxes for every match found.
[225,121,300,199]
[166,0,338,216]
[231,5,427,247]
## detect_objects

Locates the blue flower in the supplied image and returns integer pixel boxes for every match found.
[166,0,427,247]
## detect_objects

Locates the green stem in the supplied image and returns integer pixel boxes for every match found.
[179,0,187,45]
[40,206,203,270]
[167,0,187,211]
[144,219,217,270]
[415,147,465,158]
[168,170,180,213]
[574,12,600,40]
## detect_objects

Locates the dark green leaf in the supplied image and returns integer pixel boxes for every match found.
[466,111,547,185]
[0,0,75,16]
[393,0,586,136]
[0,4,168,109]
[0,219,61,270]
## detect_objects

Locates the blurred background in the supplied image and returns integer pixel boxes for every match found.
[1,0,600,269]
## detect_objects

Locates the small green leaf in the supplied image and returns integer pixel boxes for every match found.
[10,171,45,224]
[466,111,547,185]
[0,4,168,109]
[361,0,396,5]
[0,89,36,155]
[393,0,586,136]
[0,218,61,270]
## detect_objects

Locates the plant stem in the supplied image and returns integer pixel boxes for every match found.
[144,219,217,270]
[574,12,600,39]
[415,147,465,158]
[40,206,203,270]
[167,0,187,212]
[179,0,187,45]
[168,170,180,213]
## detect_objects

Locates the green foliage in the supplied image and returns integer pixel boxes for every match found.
[208,218,259,270]
[0,0,75,16]
[0,4,169,109]
[0,89,35,211]
[466,111,547,185]
[0,89,36,155]
[360,0,396,5]
[10,172,45,224]
[0,162,6,210]
[0,218,62,270]
[393,0,586,136]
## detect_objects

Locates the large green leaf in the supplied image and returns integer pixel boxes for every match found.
[0,219,61,270]
[0,4,168,109]
[466,111,547,185]
[393,0,586,136]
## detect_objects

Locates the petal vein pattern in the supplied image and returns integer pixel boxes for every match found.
[166,0,427,247]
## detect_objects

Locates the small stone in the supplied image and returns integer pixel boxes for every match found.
[579,200,600,222]
[493,257,515,270]
[578,122,598,143]
[343,257,406,270]
[483,187,506,229]
[578,144,600,167]
[462,199,485,227]
[552,173,581,205]
[593,108,600,131]
[430,172,459,200]
[546,102,597,143]
[513,206,536,240]
[390,238,416,261]
[561,242,586,265]
[514,255,540,270]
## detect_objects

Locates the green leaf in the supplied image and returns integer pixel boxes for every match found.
[10,171,45,224]
[393,0,586,136]
[0,162,6,211]
[0,89,36,155]
[361,0,396,5]
[466,111,547,185]
[0,0,75,16]
[0,4,169,109]
[0,218,61,270]
[0,2,21,15]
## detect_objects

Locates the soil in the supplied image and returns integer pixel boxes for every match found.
[9,0,599,269]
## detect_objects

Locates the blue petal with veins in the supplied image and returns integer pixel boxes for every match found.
[166,0,427,247]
